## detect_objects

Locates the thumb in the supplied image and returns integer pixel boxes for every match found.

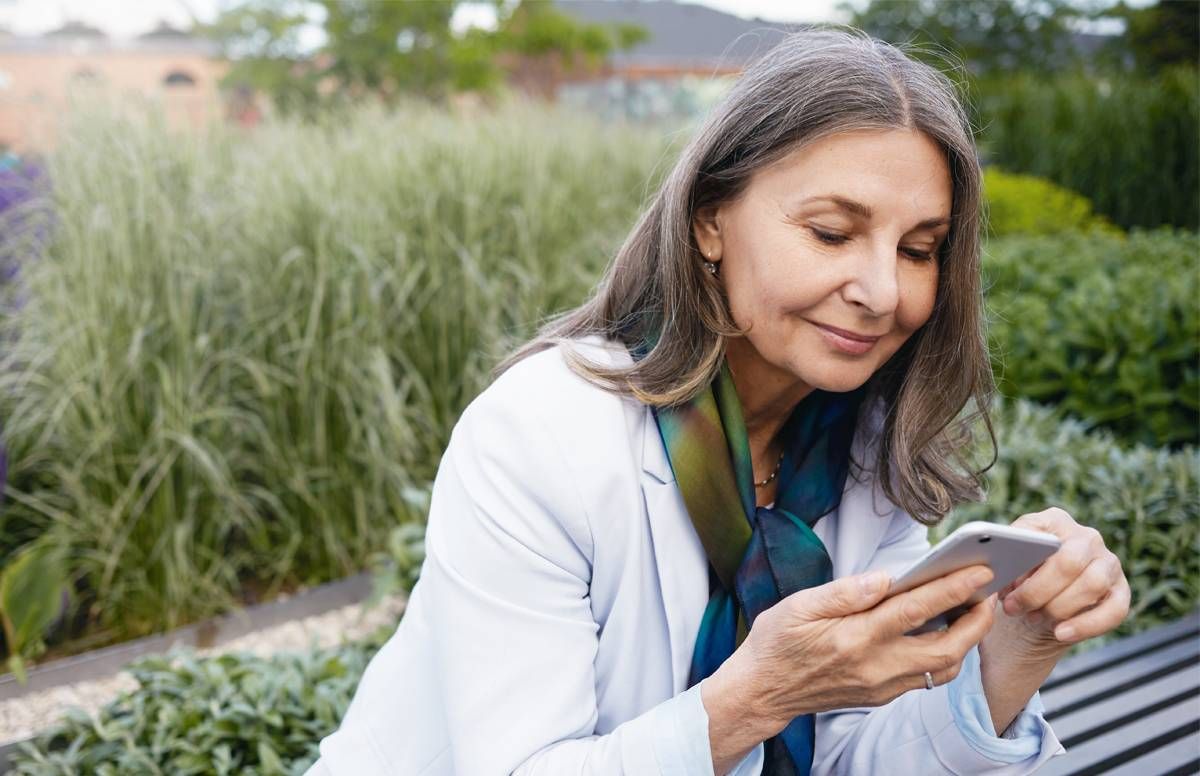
[787,570,891,621]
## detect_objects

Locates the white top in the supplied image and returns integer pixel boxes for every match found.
[307,335,1064,775]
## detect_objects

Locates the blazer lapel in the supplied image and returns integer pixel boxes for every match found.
[639,408,709,693]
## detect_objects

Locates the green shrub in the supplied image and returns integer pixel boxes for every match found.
[0,99,672,665]
[984,229,1199,448]
[9,630,390,775]
[937,398,1199,643]
[977,67,1199,230]
[982,168,1118,238]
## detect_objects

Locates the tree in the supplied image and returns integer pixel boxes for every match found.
[202,0,649,113]
[1099,0,1200,73]
[838,0,1092,75]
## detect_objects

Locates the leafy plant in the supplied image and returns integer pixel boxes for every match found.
[982,168,1117,238]
[938,398,1199,642]
[10,630,391,775]
[984,229,1199,448]
[0,539,68,681]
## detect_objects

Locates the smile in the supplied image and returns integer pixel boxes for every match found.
[811,322,881,355]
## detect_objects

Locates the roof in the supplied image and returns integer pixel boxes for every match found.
[553,0,800,71]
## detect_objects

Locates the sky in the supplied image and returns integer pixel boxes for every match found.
[0,0,847,40]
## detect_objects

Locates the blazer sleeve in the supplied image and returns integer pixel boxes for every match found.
[420,388,721,775]
[811,510,1066,776]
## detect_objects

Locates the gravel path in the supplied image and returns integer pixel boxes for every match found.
[0,593,407,746]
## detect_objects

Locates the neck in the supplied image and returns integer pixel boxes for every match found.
[724,338,814,481]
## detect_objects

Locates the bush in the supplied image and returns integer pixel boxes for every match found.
[977,67,1199,230]
[9,630,390,775]
[0,99,671,666]
[984,228,1199,448]
[982,168,1117,238]
[937,398,1199,643]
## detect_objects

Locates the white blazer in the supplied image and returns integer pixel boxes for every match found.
[309,335,1062,775]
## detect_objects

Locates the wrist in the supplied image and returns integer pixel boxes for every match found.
[703,653,785,742]
[984,608,1070,667]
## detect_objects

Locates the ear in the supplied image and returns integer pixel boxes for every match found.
[692,203,723,262]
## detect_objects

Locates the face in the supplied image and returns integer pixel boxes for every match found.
[692,128,952,409]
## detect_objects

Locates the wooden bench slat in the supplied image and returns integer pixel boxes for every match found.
[1049,660,1200,744]
[1041,639,1198,716]
[1101,734,1200,776]
[1044,611,1200,689]
[1036,695,1200,776]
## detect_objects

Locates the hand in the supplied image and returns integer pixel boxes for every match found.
[706,564,996,738]
[999,507,1130,654]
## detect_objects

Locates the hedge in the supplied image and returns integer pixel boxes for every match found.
[984,229,1199,448]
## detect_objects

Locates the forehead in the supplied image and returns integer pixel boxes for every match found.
[754,128,953,217]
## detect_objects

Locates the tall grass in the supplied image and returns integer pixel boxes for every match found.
[977,67,1199,230]
[0,99,674,646]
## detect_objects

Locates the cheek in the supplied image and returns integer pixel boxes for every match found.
[896,267,939,332]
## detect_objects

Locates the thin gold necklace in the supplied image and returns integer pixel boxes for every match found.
[754,449,785,489]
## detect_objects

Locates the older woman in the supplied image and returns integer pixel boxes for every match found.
[308,27,1129,776]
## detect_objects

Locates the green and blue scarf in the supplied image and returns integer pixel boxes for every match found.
[630,339,865,775]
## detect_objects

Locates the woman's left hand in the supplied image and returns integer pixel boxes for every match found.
[998,507,1130,653]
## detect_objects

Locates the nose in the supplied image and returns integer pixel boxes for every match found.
[841,238,901,316]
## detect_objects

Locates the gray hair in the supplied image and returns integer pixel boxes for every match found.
[494,26,997,524]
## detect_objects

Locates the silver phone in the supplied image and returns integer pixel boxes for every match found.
[887,521,1062,634]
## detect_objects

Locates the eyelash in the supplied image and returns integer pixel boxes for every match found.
[809,228,937,263]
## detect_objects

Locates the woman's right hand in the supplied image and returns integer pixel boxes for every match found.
[702,565,996,772]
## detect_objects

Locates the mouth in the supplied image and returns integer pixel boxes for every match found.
[809,320,883,355]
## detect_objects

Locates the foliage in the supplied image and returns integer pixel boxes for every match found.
[982,168,1118,238]
[983,229,1199,448]
[937,398,1199,644]
[204,0,649,113]
[9,631,391,775]
[0,100,670,668]
[976,67,1199,230]
[1097,0,1200,73]
[0,539,68,682]
[840,0,1090,75]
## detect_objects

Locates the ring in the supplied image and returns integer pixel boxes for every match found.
[924,671,935,690]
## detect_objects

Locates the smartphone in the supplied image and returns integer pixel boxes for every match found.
[886,521,1062,634]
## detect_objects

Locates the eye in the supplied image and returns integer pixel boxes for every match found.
[902,247,936,262]
[809,227,849,246]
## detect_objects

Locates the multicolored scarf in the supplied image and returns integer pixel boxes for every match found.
[630,339,865,775]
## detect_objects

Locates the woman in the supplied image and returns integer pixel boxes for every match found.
[309,27,1129,775]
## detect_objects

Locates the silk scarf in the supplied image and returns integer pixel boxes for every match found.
[630,338,865,775]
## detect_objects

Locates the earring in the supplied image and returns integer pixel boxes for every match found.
[704,249,719,275]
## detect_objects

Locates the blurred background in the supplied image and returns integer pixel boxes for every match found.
[0,0,1195,772]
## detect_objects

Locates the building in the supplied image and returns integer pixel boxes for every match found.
[0,21,228,152]
[550,0,797,123]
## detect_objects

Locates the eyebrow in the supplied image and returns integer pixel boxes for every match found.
[800,195,951,231]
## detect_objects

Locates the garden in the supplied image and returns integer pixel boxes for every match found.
[1,3,1197,773]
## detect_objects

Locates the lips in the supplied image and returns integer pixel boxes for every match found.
[809,321,881,356]
[811,322,882,343]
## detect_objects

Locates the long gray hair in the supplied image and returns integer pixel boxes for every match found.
[493,26,997,525]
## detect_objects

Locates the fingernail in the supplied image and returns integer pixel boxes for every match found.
[1056,624,1075,641]
[860,571,888,596]
[970,568,992,587]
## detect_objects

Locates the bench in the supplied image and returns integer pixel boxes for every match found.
[1037,610,1200,775]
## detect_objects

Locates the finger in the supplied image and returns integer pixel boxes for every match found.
[999,567,1036,600]
[1004,527,1104,617]
[909,595,995,677]
[1037,553,1122,624]
[873,565,993,637]
[787,569,892,621]
[1052,577,1131,645]
[1011,507,1076,539]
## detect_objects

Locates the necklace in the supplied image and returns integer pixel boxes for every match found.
[754,449,785,489]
